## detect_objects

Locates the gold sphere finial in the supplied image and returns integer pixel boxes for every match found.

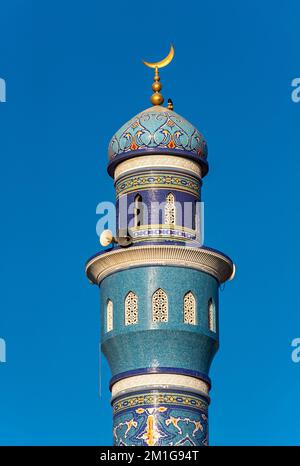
[143,44,175,106]
[151,91,164,106]
[150,67,164,105]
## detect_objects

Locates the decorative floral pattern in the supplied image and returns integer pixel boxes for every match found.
[130,226,198,243]
[108,107,207,161]
[115,172,200,198]
[113,391,208,446]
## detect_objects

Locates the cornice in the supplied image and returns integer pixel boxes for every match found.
[86,245,234,285]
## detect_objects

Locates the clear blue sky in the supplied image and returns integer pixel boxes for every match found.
[0,0,299,446]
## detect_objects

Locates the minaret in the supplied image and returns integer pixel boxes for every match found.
[86,46,234,446]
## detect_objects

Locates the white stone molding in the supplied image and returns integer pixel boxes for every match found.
[111,373,210,399]
[86,245,234,285]
[114,155,202,181]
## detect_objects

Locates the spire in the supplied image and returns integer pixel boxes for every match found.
[143,44,175,106]
[151,67,164,106]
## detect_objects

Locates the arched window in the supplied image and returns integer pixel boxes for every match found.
[134,194,143,227]
[125,291,138,325]
[208,298,216,332]
[184,291,196,325]
[106,299,113,332]
[152,288,168,323]
[165,192,176,225]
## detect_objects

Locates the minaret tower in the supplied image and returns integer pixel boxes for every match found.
[86,46,234,446]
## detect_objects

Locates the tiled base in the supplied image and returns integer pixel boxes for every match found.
[112,389,209,446]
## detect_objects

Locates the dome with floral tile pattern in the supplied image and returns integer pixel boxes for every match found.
[107,106,208,177]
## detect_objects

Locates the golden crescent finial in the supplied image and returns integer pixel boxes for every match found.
[143,44,175,106]
[143,44,175,69]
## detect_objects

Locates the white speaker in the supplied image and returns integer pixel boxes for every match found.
[99,230,114,247]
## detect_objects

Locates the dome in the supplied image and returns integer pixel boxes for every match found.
[107,106,208,177]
